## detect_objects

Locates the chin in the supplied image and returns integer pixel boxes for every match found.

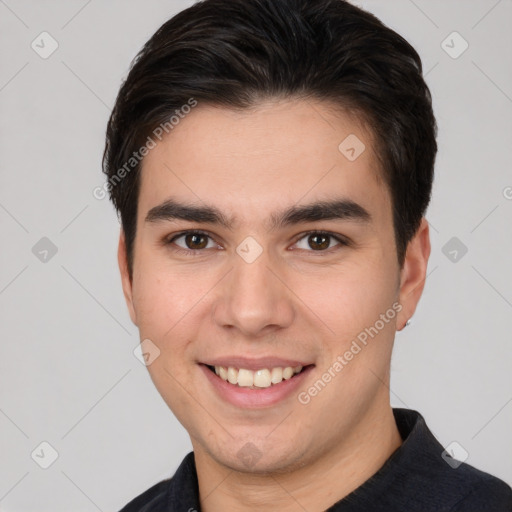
[207,437,311,475]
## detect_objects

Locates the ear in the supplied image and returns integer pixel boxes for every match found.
[118,229,138,326]
[396,217,431,331]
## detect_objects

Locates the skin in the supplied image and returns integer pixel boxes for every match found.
[118,99,431,511]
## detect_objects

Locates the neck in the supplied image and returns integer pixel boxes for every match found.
[194,403,402,512]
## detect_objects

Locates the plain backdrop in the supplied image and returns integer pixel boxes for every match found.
[0,1,511,510]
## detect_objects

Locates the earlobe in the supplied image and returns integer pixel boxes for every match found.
[118,229,138,326]
[396,218,431,331]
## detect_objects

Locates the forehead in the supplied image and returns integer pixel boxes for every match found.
[137,99,390,226]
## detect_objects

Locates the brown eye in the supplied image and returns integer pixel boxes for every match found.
[308,233,330,250]
[293,231,348,252]
[184,233,209,249]
[168,230,216,252]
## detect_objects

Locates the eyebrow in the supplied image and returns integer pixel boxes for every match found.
[145,197,371,230]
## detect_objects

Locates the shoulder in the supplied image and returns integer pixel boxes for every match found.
[117,479,170,512]
[443,463,512,511]
[387,409,512,511]
[116,451,198,512]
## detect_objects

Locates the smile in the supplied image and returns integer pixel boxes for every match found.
[208,364,305,388]
[201,359,314,408]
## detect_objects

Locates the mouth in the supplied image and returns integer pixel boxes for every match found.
[204,363,312,389]
[199,360,315,408]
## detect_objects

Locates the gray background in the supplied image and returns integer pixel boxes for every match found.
[0,0,511,510]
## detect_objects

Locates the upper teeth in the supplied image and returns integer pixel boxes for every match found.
[214,365,303,388]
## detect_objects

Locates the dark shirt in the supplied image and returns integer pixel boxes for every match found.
[119,408,512,511]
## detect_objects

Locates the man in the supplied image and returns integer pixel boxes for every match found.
[102,0,512,510]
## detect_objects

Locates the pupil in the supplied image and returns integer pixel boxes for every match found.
[186,233,207,249]
[310,234,329,250]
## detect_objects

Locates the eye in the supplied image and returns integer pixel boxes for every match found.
[293,231,348,252]
[167,230,219,253]
[164,229,349,256]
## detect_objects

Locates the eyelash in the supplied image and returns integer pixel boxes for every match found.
[164,229,350,256]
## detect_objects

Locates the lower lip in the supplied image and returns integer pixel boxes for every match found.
[200,364,314,408]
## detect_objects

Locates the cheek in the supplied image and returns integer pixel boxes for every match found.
[130,272,178,364]
[144,353,200,439]
[131,243,200,336]
[130,257,218,381]
[131,265,202,424]
[295,261,398,336]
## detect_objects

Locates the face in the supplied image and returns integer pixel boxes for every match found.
[119,99,430,474]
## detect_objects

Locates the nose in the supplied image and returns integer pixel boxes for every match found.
[211,245,295,338]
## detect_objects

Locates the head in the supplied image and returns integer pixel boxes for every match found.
[103,0,436,474]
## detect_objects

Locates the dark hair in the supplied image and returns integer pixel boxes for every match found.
[103,0,437,279]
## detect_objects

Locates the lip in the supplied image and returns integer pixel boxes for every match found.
[202,357,311,371]
[200,363,315,408]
